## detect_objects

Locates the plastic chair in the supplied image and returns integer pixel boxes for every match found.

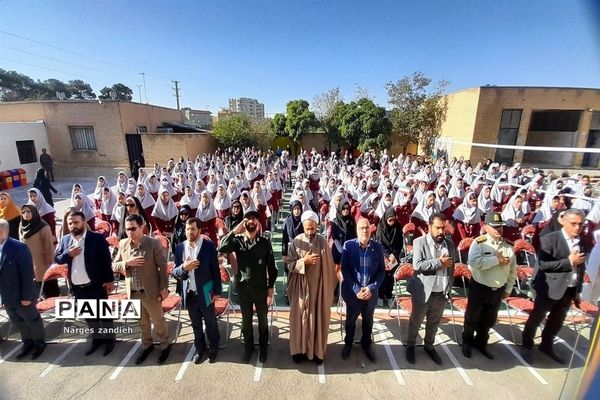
[449,237,473,343]
[36,264,71,343]
[513,239,536,294]
[215,264,233,348]
[390,263,414,343]
[154,234,171,260]
[94,220,112,238]
[402,223,416,256]
[162,261,182,343]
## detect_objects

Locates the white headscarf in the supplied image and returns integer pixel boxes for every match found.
[100,188,117,216]
[152,188,178,220]
[501,193,525,227]
[135,184,156,210]
[27,188,55,217]
[411,190,438,222]
[213,184,232,211]
[196,190,218,221]
[111,193,126,223]
[477,185,493,215]
[93,176,107,200]
[146,173,160,193]
[71,192,96,221]
[453,191,481,224]
[180,186,200,210]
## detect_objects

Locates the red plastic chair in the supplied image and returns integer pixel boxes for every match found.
[36,264,71,343]
[94,220,112,237]
[215,265,233,348]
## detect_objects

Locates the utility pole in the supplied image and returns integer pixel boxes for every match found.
[136,85,143,103]
[138,72,148,103]
[171,80,181,110]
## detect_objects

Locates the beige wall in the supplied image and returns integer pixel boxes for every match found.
[438,87,481,160]
[118,102,182,134]
[471,87,600,165]
[141,133,217,166]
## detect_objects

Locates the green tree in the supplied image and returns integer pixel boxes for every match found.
[39,78,72,100]
[313,87,344,146]
[284,99,317,142]
[271,113,287,136]
[68,79,96,99]
[386,71,448,154]
[331,98,392,152]
[99,83,133,100]
[251,118,276,150]
[0,69,38,101]
[212,114,255,148]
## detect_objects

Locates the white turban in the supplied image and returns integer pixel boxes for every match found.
[301,210,319,224]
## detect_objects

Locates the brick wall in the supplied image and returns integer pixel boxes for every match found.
[140,133,217,165]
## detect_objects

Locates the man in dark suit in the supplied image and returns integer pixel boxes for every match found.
[406,213,455,365]
[522,208,589,364]
[172,217,221,364]
[0,218,46,359]
[55,211,116,356]
[341,217,385,362]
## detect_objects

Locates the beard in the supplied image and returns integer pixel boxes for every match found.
[434,234,445,243]
[245,222,257,233]
[71,227,84,236]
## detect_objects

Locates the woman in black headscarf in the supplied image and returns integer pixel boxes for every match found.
[328,199,357,303]
[224,199,244,233]
[281,200,305,303]
[171,205,192,254]
[375,206,403,307]
[33,168,58,207]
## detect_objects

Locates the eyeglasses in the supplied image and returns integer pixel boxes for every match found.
[126,203,136,208]
[179,213,189,217]
[125,227,138,232]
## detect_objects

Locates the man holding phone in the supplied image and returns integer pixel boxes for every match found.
[522,208,589,364]
[113,214,170,365]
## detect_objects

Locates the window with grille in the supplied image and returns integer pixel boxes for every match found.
[69,126,97,150]
[16,140,37,164]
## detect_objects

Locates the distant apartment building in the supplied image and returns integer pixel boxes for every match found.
[181,107,213,129]
[228,97,265,121]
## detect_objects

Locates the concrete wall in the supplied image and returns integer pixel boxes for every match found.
[471,87,600,166]
[438,87,481,160]
[118,102,182,134]
[140,133,217,166]
[0,121,50,180]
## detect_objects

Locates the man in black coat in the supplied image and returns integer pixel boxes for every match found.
[521,208,589,364]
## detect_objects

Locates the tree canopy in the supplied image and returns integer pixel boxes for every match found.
[98,83,133,101]
[0,69,99,101]
[386,71,448,154]
[331,98,392,152]
[283,99,317,142]
[213,114,274,149]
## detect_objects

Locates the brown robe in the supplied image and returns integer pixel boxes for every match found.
[288,233,337,360]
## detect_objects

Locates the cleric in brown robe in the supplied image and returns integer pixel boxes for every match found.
[287,210,337,365]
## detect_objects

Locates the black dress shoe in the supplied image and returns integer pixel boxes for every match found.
[243,348,254,363]
[521,346,534,364]
[462,343,472,358]
[259,348,268,363]
[341,345,352,360]
[424,346,443,365]
[292,353,306,363]
[406,346,416,364]
[208,349,217,364]
[539,344,565,364]
[85,341,102,356]
[158,345,172,364]
[475,345,494,360]
[135,344,154,365]
[314,357,323,365]
[16,343,35,360]
[31,344,46,360]
[362,346,376,362]
[103,340,116,356]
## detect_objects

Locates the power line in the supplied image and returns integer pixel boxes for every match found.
[0,30,120,67]
[0,57,85,76]
[0,45,118,76]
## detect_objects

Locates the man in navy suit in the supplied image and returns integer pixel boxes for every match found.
[172,217,222,364]
[0,218,46,359]
[55,211,116,356]
[341,217,385,362]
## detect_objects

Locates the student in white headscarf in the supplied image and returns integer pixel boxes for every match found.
[196,189,219,243]
[501,193,527,242]
[110,191,127,236]
[179,185,200,216]
[100,187,117,222]
[151,188,178,236]
[112,171,128,195]
[477,185,493,219]
[214,184,232,219]
[411,191,439,237]
[93,176,108,209]
[452,191,481,243]
[135,183,157,218]
[146,173,161,200]
[69,192,97,231]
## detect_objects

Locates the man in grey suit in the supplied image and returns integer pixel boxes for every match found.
[406,213,455,365]
[522,208,589,364]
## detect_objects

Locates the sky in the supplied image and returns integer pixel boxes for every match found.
[1,0,599,115]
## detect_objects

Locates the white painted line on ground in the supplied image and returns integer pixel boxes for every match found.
[490,329,548,385]
[0,343,22,364]
[374,322,405,386]
[253,360,263,382]
[175,344,196,382]
[438,339,474,386]
[40,339,85,378]
[109,341,142,380]
[555,337,586,362]
[318,363,326,384]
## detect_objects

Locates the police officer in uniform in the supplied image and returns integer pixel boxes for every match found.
[218,210,277,363]
[462,212,517,359]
